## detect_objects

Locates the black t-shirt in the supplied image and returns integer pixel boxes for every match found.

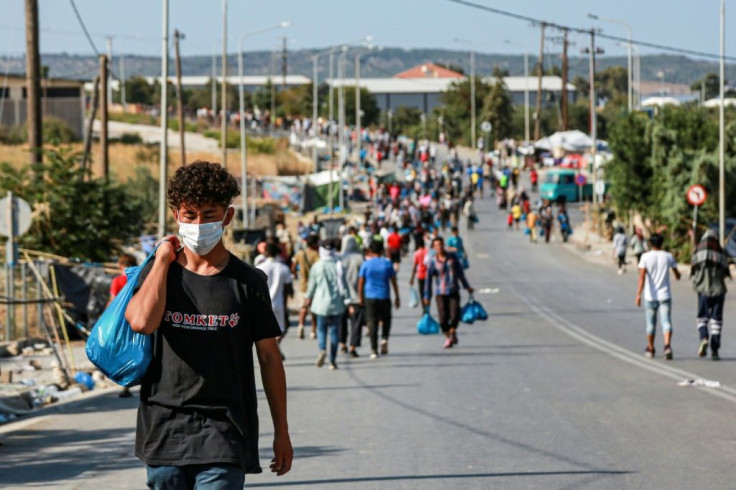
[133,254,282,473]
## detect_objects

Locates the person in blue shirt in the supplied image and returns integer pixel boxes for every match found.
[358,240,400,359]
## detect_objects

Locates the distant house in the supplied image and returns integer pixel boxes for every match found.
[327,63,576,113]
[0,74,85,138]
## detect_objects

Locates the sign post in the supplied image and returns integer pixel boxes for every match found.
[687,184,708,240]
[575,173,587,203]
[481,121,492,163]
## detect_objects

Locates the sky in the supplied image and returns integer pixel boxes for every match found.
[0,0,733,62]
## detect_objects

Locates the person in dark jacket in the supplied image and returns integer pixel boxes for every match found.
[691,230,731,360]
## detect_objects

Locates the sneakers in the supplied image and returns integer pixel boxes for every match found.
[340,343,348,354]
[349,349,360,358]
[380,339,388,355]
[316,350,327,367]
[309,330,317,340]
[443,337,454,349]
[297,325,305,340]
[328,362,338,370]
[644,346,655,358]
[712,351,721,361]
[698,339,709,358]
[451,332,458,346]
[663,345,673,360]
[370,351,378,359]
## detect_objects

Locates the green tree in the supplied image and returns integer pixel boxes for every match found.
[0,147,145,261]
[123,76,156,105]
[690,73,721,100]
[439,77,490,146]
[480,68,514,140]
[384,106,423,135]
[342,87,380,126]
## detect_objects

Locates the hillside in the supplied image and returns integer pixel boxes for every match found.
[1,48,734,86]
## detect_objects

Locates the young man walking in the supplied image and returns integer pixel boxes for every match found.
[358,241,400,359]
[635,233,681,360]
[691,230,731,360]
[424,236,474,349]
[126,161,292,488]
[292,234,320,339]
[305,240,351,370]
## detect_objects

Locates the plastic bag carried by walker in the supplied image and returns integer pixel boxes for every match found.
[461,294,489,324]
[417,308,440,335]
[409,287,420,308]
[86,245,159,387]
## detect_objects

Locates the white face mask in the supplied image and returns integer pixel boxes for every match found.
[177,213,227,256]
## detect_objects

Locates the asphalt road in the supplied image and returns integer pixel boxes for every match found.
[2,187,735,489]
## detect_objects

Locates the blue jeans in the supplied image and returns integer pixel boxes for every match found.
[317,314,342,363]
[645,299,672,336]
[146,464,245,490]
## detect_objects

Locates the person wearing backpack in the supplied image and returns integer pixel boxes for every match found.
[125,161,292,488]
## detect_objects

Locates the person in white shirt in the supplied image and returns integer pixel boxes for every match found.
[257,243,294,336]
[635,233,681,360]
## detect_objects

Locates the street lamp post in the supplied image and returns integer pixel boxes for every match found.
[589,13,632,112]
[158,0,169,238]
[505,40,530,143]
[720,0,726,245]
[238,21,290,228]
[454,38,476,149]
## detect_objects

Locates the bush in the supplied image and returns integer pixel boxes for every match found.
[0,146,145,261]
[43,117,79,144]
[120,132,143,145]
[0,125,26,145]
[203,129,277,153]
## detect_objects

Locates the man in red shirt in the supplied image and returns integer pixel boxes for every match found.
[530,167,539,193]
[386,227,402,272]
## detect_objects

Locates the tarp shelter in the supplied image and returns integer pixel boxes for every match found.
[641,96,682,107]
[302,170,341,213]
[261,176,302,211]
[534,130,593,153]
[704,97,736,108]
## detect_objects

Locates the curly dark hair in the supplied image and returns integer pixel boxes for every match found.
[167,160,240,209]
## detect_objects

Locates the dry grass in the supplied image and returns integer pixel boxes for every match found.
[0,142,312,181]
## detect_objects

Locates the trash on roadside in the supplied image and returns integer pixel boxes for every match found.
[677,379,721,388]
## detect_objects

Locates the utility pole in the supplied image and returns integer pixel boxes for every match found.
[99,55,109,181]
[221,0,228,168]
[589,29,598,208]
[174,29,186,165]
[561,29,569,131]
[106,37,113,108]
[312,54,319,172]
[281,36,287,90]
[25,0,42,167]
[211,45,217,120]
[120,56,127,110]
[534,22,546,141]
[81,76,99,176]
[158,0,169,238]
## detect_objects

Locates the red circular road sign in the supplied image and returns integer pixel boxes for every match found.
[687,185,707,206]
[575,174,587,186]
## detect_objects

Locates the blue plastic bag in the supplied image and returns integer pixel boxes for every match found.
[461,294,489,324]
[417,309,440,335]
[461,299,476,324]
[409,287,419,308]
[471,299,489,321]
[86,246,159,387]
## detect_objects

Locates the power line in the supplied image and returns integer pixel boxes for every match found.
[444,0,736,62]
[68,0,99,56]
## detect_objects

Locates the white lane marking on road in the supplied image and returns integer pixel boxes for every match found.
[516,289,736,405]
[477,288,500,294]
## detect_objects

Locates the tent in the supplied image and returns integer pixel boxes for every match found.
[534,130,593,152]
[704,97,736,108]
[641,96,682,107]
[301,170,341,212]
